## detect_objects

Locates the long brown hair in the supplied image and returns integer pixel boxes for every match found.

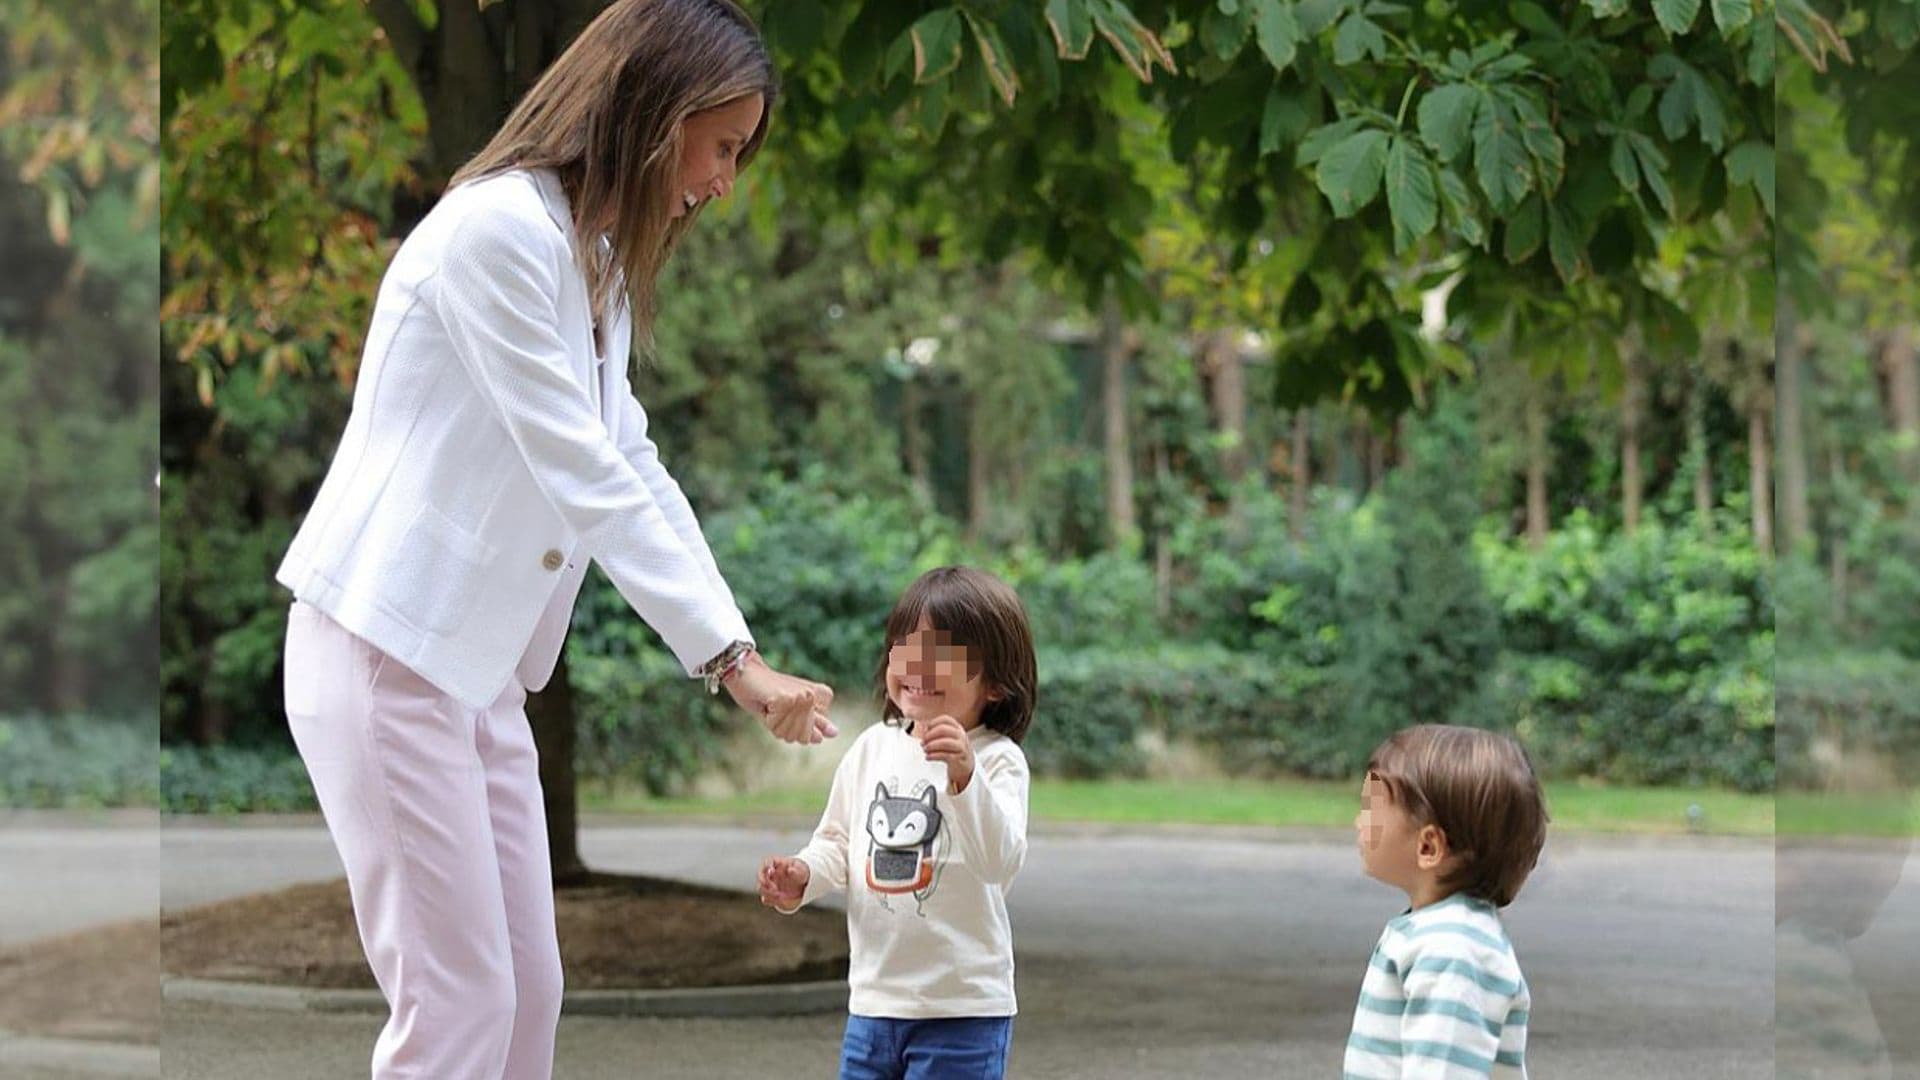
[448,0,775,351]
[873,567,1040,744]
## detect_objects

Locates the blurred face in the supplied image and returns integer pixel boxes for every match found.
[887,617,993,730]
[1356,773,1423,890]
[671,92,763,219]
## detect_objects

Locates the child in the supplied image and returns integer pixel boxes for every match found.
[760,566,1037,1080]
[1345,724,1549,1079]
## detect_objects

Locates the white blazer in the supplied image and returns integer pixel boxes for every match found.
[277,167,750,709]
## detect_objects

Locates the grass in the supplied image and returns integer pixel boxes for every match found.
[1776,792,1918,839]
[583,777,1780,837]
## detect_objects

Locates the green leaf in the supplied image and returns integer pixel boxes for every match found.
[1628,133,1675,218]
[1652,56,1728,150]
[1220,0,1241,12]
[1885,0,1920,49]
[964,12,1022,106]
[1202,3,1253,59]
[1282,272,1324,323]
[1584,0,1629,15]
[1510,1,1561,37]
[1481,53,1534,80]
[1298,0,1346,35]
[1725,140,1773,216]
[1045,0,1096,59]
[1297,116,1367,166]
[1089,0,1177,81]
[909,9,966,82]
[884,32,915,82]
[1260,84,1311,156]
[917,74,952,134]
[1385,137,1439,252]
[1745,19,1773,84]
[1333,14,1388,64]
[1417,84,1478,162]
[1610,136,1638,194]
[1547,200,1587,281]
[1316,128,1391,217]
[1503,193,1544,263]
[1438,167,1487,247]
[1711,0,1753,33]
[1653,0,1701,35]
[1472,89,1532,213]
[1254,0,1301,72]
[763,0,827,58]
[1503,87,1565,195]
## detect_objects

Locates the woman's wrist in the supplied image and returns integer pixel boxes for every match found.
[722,648,764,687]
[700,639,756,694]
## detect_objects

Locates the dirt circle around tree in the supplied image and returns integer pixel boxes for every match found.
[162,873,849,991]
[0,917,159,1045]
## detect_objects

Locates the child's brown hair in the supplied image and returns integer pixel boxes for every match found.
[872,567,1038,744]
[1367,724,1549,906]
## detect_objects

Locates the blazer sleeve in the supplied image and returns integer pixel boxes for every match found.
[613,389,740,611]
[431,204,750,675]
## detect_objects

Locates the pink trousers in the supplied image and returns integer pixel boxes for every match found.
[283,601,563,1079]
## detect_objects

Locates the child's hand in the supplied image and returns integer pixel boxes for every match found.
[758,855,809,911]
[918,715,975,794]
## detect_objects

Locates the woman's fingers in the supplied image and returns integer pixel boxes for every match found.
[764,691,810,743]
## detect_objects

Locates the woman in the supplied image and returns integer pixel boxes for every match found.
[275,2,829,1076]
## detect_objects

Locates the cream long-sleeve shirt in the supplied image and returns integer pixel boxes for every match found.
[780,719,1029,1019]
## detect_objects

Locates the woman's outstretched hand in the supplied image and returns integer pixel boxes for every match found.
[724,653,837,744]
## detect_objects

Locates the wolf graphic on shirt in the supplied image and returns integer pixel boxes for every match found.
[865,781,945,909]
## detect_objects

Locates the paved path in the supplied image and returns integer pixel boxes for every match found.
[155,819,1789,1078]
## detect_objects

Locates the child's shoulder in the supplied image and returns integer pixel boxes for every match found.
[846,720,906,755]
[1386,895,1519,966]
[972,725,1025,755]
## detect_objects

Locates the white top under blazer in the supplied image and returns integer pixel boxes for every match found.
[277,167,750,708]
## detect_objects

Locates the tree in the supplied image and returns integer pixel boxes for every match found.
[0,0,159,715]
[158,0,1785,880]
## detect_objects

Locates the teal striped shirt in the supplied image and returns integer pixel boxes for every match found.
[1343,893,1530,1079]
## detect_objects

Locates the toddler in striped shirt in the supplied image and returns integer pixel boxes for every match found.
[1345,724,1549,1079]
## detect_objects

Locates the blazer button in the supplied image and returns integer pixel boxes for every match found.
[541,549,564,571]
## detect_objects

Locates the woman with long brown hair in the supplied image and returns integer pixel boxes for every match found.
[274,2,830,1075]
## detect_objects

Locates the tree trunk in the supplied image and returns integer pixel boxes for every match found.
[1749,396,1773,557]
[1289,410,1310,542]
[1525,392,1549,549]
[1689,373,1714,531]
[1884,325,1920,481]
[902,375,928,499]
[967,400,991,542]
[365,0,618,884]
[1153,442,1172,619]
[368,0,604,203]
[1101,298,1136,546]
[45,575,84,714]
[529,648,587,885]
[1828,445,1849,626]
[1776,304,1811,552]
[1203,329,1247,492]
[1360,419,1386,493]
[1621,352,1644,534]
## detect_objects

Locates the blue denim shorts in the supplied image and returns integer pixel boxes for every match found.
[838,1014,1014,1080]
